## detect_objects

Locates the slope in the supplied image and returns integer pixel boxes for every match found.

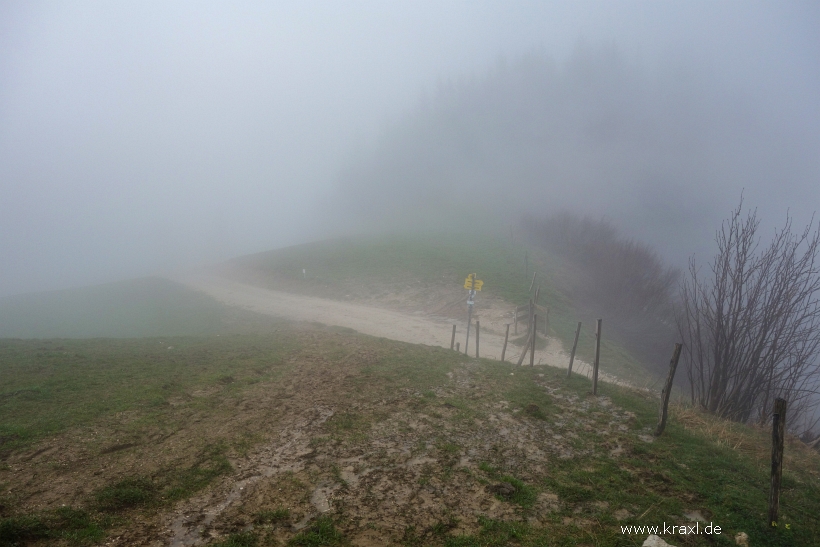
[0,277,282,339]
[2,327,818,546]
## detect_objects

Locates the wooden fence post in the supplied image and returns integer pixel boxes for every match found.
[567,322,581,377]
[769,398,787,527]
[475,321,480,359]
[592,319,602,395]
[654,343,683,436]
[455,342,460,353]
[450,324,457,350]
[528,271,537,293]
[530,315,537,367]
[501,324,510,362]
[514,309,518,335]
[516,328,532,366]
[528,299,533,333]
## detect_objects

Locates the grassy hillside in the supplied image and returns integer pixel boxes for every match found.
[234,233,539,305]
[1,327,818,546]
[232,233,654,383]
[0,277,282,339]
[0,234,662,383]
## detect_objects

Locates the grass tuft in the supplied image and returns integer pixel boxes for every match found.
[254,507,290,525]
[287,516,345,546]
[210,531,258,547]
[94,477,156,512]
[0,507,108,546]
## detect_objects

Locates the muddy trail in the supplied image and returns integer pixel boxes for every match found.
[6,309,800,545]
[155,350,649,546]
[177,272,622,387]
[0,275,658,547]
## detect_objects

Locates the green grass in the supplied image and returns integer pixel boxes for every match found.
[237,233,536,306]
[1,299,818,546]
[347,340,464,400]
[444,517,530,547]
[478,463,538,509]
[210,531,259,547]
[0,276,283,339]
[162,443,233,501]
[0,507,110,546]
[94,477,156,512]
[378,360,820,546]
[0,334,295,452]
[1,445,233,546]
[254,507,290,524]
[287,516,346,546]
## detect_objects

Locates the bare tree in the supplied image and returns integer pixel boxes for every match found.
[679,197,820,429]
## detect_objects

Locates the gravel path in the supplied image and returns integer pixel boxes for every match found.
[176,272,622,384]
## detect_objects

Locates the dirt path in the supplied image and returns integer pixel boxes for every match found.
[177,273,620,384]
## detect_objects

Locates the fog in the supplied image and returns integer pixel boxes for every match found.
[1,1,818,297]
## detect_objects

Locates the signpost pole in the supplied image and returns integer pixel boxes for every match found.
[464,273,476,354]
[462,273,483,356]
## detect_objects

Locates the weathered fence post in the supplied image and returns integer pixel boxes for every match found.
[528,299,533,333]
[528,271,537,293]
[530,315,537,367]
[455,342,460,353]
[475,321,480,359]
[516,327,532,366]
[567,321,582,377]
[450,324,457,350]
[654,343,683,437]
[592,318,602,395]
[769,398,787,527]
[501,324,510,362]
[514,309,518,335]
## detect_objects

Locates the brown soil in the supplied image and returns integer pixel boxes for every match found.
[1,328,648,546]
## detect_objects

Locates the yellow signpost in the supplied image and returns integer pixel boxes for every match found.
[463,277,483,290]
[463,274,484,354]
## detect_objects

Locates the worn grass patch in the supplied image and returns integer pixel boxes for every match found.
[94,476,156,512]
[210,530,259,547]
[90,443,231,517]
[0,506,110,546]
[254,507,290,525]
[288,516,346,546]
[0,334,296,453]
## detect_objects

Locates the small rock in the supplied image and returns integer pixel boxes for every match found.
[734,532,749,546]
[643,535,676,547]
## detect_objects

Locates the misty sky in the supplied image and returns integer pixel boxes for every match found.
[1,1,819,297]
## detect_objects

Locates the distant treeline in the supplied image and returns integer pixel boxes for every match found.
[327,45,779,259]
[523,212,679,376]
